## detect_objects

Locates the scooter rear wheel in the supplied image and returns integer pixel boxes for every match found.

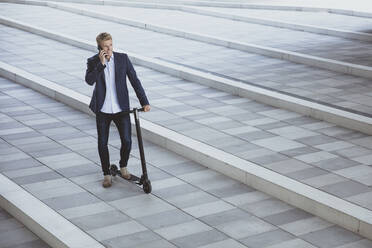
[110,164,118,176]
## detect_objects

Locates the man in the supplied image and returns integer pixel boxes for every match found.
[85,32,150,188]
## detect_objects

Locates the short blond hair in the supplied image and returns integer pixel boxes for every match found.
[96,32,112,46]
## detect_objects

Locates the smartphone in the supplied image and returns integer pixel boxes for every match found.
[98,45,109,60]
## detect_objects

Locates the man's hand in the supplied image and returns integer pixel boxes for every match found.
[99,50,107,65]
[143,105,151,112]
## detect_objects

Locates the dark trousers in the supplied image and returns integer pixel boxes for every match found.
[96,111,132,175]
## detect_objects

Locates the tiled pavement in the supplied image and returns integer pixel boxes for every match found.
[0,206,51,248]
[1,22,372,211]
[2,76,372,248]
[2,3,372,117]
[1,1,372,247]
[191,7,372,33]
[110,0,372,14]
[50,2,372,67]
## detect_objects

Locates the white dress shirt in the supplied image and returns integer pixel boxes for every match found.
[100,53,122,114]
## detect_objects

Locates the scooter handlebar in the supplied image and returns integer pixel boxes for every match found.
[120,107,145,115]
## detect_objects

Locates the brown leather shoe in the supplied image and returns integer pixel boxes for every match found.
[120,167,131,180]
[102,175,112,188]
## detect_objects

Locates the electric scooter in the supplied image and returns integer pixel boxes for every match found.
[109,107,152,194]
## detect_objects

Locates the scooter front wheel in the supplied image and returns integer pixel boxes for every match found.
[143,179,152,194]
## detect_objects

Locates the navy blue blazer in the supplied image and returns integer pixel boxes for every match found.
[85,52,149,114]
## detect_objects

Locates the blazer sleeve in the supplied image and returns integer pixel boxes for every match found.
[126,55,150,106]
[85,57,106,86]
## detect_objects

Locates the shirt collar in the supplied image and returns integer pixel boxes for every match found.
[106,53,114,63]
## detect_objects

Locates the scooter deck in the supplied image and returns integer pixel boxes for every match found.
[119,173,141,183]
[110,164,141,184]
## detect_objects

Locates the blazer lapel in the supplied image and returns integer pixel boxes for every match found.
[114,52,120,93]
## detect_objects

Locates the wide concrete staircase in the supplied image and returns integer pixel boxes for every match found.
[0,0,372,247]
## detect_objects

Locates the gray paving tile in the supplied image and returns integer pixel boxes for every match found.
[0,209,11,221]
[297,135,338,146]
[153,183,199,199]
[10,239,51,248]
[137,209,194,230]
[161,161,207,176]
[279,146,320,157]
[269,126,317,140]
[302,173,347,188]
[88,220,148,242]
[58,201,115,219]
[172,229,227,248]
[240,131,277,142]
[70,210,130,231]
[200,208,252,227]
[264,159,311,174]
[351,137,372,150]
[167,191,219,209]
[82,180,142,201]
[346,191,372,210]
[200,239,248,248]
[132,238,177,248]
[215,216,276,239]
[265,238,317,248]
[56,163,101,178]
[0,158,42,172]
[154,220,212,240]
[314,157,360,171]
[263,208,313,226]
[42,192,101,210]
[252,136,305,152]
[249,153,289,165]
[0,218,23,233]
[103,230,162,248]
[241,199,294,218]
[207,183,255,198]
[335,239,372,248]
[334,165,372,180]
[11,171,63,185]
[29,147,73,157]
[236,148,276,160]
[0,227,39,248]
[280,217,334,236]
[335,146,372,159]
[287,167,329,180]
[240,229,295,248]
[300,226,363,248]
[295,151,338,163]
[320,180,371,198]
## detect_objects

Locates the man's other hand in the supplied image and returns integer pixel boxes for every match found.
[143,105,151,112]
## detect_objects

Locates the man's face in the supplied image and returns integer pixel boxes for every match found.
[100,39,113,58]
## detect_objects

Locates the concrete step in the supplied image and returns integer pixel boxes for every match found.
[183,6,372,42]
[0,14,371,136]
[17,0,372,42]
[189,6,372,34]
[38,0,372,18]
[4,76,372,248]
[0,205,52,248]
[0,175,104,248]
[1,45,372,241]
[5,0,372,80]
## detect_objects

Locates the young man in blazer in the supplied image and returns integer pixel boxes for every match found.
[85,32,151,188]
